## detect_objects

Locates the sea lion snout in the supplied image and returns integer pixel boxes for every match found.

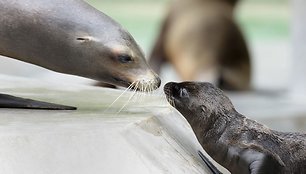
[103,38,161,91]
[164,82,179,102]
[133,75,161,91]
[152,76,162,89]
[109,71,161,92]
[164,82,189,101]
[164,81,235,115]
[109,71,159,92]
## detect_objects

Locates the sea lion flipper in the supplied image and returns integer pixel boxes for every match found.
[0,93,76,110]
[250,154,284,174]
[198,151,223,174]
[242,149,284,174]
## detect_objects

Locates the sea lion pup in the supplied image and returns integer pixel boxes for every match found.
[164,82,306,174]
[0,0,160,110]
[150,0,250,91]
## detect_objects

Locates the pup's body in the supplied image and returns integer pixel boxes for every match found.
[164,82,306,174]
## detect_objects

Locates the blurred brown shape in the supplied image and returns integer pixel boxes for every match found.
[149,0,251,91]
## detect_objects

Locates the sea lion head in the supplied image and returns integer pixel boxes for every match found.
[80,26,161,91]
[164,81,235,123]
[72,12,161,91]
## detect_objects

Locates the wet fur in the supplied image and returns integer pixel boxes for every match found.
[164,82,306,174]
[0,0,160,109]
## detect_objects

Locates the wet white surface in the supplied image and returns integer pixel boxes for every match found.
[0,72,305,174]
[0,75,224,174]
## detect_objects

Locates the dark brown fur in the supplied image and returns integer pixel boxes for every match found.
[150,0,251,90]
[164,82,306,174]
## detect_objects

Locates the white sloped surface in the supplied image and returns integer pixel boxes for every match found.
[0,75,215,174]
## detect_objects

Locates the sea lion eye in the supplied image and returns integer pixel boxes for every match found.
[117,54,133,63]
[76,37,91,42]
[179,88,189,98]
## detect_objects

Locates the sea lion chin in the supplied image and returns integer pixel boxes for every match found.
[164,81,306,174]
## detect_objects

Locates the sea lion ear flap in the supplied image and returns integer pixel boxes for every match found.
[201,105,212,118]
[201,105,212,115]
[201,106,207,113]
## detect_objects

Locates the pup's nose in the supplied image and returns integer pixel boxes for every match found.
[164,82,176,92]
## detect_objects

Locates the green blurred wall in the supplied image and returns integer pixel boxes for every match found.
[85,0,289,54]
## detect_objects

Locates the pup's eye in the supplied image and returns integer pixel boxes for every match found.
[117,54,133,63]
[179,88,189,98]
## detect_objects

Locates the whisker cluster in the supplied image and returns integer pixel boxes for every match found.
[104,81,137,113]
[117,81,139,114]
[104,79,172,114]
[163,85,176,108]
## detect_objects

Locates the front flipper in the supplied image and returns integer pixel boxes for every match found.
[0,93,76,110]
[198,151,223,174]
[244,149,284,174]
[226,146,284,174]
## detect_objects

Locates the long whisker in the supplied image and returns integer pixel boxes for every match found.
[117,81,139,114]
[144,83,148,93]
[135,81,144,103]
[141,82,148,101]
[152,85,167,107]
[137,81,147,103]
[104,81,135,113]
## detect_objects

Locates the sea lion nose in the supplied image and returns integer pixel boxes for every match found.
[171,84,189,98]
[148,70,161,89]
[179,88,189,98]
[172,84,181,97]
[155,77,161,88]
[173,84,180,92]
[164,82,175,94]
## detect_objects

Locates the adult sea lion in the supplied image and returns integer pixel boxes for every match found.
[150,0,250,90]
[164,82,306,174]
[0,0,160,110]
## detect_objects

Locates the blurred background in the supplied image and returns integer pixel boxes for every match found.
[83,0,306,133]
[1,0,291,90]
[0,0,305,131]
[85,0,291,91]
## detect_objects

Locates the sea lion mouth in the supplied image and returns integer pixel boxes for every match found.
[113,77,132,87]
[113,77,161,92]
[164,82,177,106]
[132,78,161,92]
[164,82,174,97]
